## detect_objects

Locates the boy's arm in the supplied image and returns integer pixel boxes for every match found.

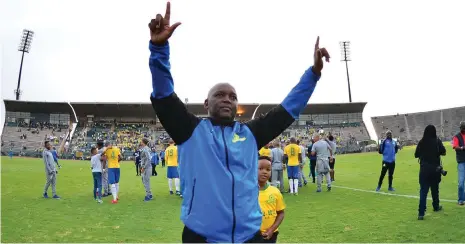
[149,42,200,145]
[267,210,285,234]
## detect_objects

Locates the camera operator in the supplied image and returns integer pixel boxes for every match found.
[452,121,465,206]
[414,125,446,220]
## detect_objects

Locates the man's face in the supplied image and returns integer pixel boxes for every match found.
[204,83,238,121]
[45,142,51,150]
[387,132,392,139]
[258,159,271,183]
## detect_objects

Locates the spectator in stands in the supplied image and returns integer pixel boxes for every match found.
[42,141,60,199]
[376,131,399,192]
[452,121,465,205]
[308,139,317,183]
[148,3,329,242]
[415,125,446,220]
[271,142,285,192]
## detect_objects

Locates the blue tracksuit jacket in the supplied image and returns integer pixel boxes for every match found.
[151,152,159,165]
[379,138,399,163]
[149,41,320,243]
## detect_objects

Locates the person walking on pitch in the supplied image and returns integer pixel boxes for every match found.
[165,139,180,195]
[327,135,337,181]
[134,148,142,176]
[284,138,302,195]
[297,140,308,187]
[90,146,104,203]
[43,141,60,199]
[311,134,333,192]
[140,138,153,201]
[103,142,122,204]
[151,148,159,176]
[376,130,399,192]
[308,139,317,183]
[271,142,285,192]
[97,141,110,197]
[452,121,465,205]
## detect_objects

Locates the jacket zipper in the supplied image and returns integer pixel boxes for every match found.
[221,127,236,243]
[187,178,196,215]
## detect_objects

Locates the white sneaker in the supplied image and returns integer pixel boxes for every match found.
[97,199,103,204]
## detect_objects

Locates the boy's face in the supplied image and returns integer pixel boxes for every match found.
[258,159,271,183]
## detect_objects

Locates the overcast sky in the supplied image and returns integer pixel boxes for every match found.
[1,0,464,139]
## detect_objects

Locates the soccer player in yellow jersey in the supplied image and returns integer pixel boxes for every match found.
[259,143,273,160]
[165,139,180,195]
[258,156,285,243]
[103,142,122,204]
[284,137,302,195]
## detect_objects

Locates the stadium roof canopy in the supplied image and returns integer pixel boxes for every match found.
[70,101,367,118]
[4,100,367,120]
[3,100,77,122]
[70,102,156,118]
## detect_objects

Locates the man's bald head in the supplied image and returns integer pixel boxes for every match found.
[204,83,238,122]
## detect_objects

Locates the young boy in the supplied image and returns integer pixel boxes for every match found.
[258,156,285,243]
[90,147,104,203]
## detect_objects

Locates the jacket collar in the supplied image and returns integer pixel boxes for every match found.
[209,117,235,127]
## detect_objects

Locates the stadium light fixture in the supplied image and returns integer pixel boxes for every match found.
[15,29,35,101]
[340,41,352,103]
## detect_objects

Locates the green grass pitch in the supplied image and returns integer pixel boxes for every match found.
[1,145,464,242]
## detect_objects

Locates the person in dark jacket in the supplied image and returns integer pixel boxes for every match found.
[148,2,330,243]
[307,139,317,183]
[414,125,446,220]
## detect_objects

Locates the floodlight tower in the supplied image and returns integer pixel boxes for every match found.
[340,41,352,103]
[15,29,35,100]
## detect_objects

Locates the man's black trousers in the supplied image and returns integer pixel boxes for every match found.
[378,161,395,187]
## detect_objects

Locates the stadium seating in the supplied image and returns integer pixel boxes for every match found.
[1,121,69,157]
[371,106,465,142]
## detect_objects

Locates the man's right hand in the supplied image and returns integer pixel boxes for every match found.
[149,2,181,45]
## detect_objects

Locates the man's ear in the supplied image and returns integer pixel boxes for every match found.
[204,99,208,110]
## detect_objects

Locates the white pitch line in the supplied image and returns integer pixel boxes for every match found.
[332,185,457,203]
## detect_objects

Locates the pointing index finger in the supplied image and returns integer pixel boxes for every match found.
[164,1,171,21]
[315,36,320,51]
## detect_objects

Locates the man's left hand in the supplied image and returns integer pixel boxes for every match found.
[312,36,331,76]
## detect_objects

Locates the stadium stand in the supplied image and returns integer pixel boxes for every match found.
[2,100,369,158]
[371,106,465,144]
[1,100,75,157]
